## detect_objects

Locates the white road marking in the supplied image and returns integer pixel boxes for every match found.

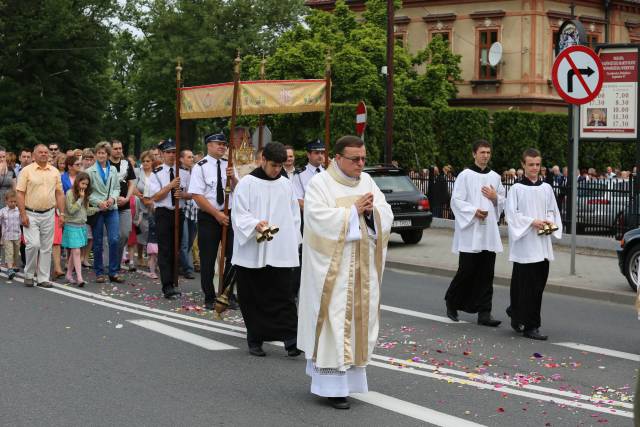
[11,275,636,365]
[381,304,466,324]
[12,276,634,419]
[41,287,247,340]
[47,282,247,333]
[370,360,633,418]
[43,281,640,366]
[351,391,486,427]
[127,319,237,351]
[553,342,640,362]
[371,354,633,410]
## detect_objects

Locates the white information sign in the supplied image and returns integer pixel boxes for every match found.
[580,47,638,140]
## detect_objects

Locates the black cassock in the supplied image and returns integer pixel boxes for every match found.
[508,260,549,330]
[236,265,298,350]
[445,250,496,314]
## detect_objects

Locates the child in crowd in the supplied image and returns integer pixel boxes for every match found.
[62,172,97,287]
[0,190,22,279]
[146,211,159,280]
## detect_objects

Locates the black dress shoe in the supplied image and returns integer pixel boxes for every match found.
[523,328,548,340]
[510,321,524,333]
[163,293,178,300]
[328,397,350,410]
[477,313,501,327]
[171,288,182,297]
[287,348,302,357]
[445,301,459,322]
[183,272,195,279]
[204,301,216,310]
[249,346,266,357]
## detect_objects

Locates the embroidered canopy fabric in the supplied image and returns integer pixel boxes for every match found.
[180,79,328,119]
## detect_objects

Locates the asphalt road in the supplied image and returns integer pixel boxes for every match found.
[0,267,636,427]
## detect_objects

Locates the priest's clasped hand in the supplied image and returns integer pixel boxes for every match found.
[481,185,497,204]
[355,193,374,215]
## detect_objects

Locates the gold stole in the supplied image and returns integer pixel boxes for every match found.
[311,162,386,367]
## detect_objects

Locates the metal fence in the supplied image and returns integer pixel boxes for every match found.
[409,171,640,239]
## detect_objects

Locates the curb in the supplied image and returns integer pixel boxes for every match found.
[386,260,637,306]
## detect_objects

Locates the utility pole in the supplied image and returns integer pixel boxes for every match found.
[385,0,394,164]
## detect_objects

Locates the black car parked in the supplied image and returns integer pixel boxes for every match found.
[366,166,432,244]
[617,227,640,292]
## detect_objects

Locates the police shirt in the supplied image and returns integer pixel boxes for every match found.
[188,155,237,211]
[293,163,324,201]
[146,163,189,210]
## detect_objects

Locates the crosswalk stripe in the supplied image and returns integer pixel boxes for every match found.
[127,319,237,350]
[553,342,640,362]
[351,391,486,426]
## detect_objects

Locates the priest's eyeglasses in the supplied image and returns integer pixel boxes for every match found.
[341,155,367,163]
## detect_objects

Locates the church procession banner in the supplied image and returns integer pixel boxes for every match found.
[179,79,327,119]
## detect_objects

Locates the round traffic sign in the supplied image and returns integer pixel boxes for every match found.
[356,101,367,136]
[551,45,604,105]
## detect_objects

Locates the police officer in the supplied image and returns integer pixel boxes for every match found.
[145,139,184,300]
[188,132,238,310]
[290,139,325,296]
[292,139,326,210]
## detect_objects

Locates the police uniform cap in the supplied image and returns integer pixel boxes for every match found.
[159,139,176,152]
[204,132,227,145]
[306,139,325,152]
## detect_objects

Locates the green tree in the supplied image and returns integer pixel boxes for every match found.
[250,0,460,111]
[0,0,116,150]
[122,0,306,148]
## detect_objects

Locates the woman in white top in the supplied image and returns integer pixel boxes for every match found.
[133,151,155,267]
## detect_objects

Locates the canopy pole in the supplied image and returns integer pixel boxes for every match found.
[215,52,241,314]
[174,59,183,288]
[324,53,332,168]
[258,57,266,151]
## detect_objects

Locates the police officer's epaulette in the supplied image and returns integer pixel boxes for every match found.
[180,166,188,171]
[221,157,228,161]
[197,158,208,166]
[153,166,163,173]
[294,166,306,175]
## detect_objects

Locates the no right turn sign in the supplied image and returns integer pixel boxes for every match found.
[552,45,604,105]
[551,46,604,105]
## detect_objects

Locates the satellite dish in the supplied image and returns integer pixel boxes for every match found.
[488,42,503,67]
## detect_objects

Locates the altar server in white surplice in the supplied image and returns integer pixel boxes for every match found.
[505,148,562,341]
[231,142,302,358]
[297,136,393,410]
[444,140,505,327]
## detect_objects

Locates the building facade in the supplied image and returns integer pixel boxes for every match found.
[306,0,640,112]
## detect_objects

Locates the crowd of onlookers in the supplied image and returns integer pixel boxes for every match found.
[4,140,305,286]
[3,141,225,285]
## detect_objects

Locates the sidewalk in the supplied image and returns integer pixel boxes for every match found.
[385,224,637,305]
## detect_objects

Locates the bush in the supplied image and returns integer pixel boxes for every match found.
[492,111,541,171]
[434,108,491,170]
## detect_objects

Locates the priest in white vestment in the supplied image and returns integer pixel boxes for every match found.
[231,142,302,357]
[444,140,505,326]
[297,136,393,410]
[505,148,562,341]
